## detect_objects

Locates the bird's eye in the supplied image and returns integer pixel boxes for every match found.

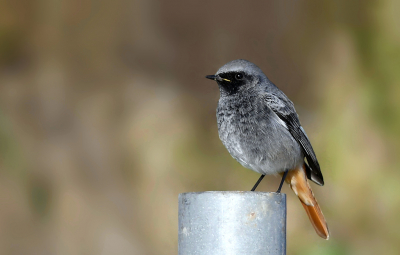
[235,73,244,80]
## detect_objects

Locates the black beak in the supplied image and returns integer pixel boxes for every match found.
[205,75,217,80]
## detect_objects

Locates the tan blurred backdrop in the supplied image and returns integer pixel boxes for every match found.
[1,0,400,254]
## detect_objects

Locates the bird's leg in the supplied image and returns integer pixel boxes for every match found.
[251,174,265,191]
[276,169,289,193]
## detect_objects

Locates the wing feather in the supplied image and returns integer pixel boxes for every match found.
[264,93,324,186]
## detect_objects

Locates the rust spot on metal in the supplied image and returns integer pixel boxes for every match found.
[248,212,256,221]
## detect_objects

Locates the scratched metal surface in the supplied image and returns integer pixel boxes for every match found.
[178,191,286,255]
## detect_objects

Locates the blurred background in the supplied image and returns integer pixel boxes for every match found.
[0,0,400,254]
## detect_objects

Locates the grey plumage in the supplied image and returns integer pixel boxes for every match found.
[207,59,324,186]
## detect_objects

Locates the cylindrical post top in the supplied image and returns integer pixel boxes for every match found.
[178,191,286,255]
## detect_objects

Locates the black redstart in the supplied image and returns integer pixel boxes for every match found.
[206,59,329,239]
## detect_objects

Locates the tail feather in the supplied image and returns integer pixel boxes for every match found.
[300,200,330,239]
[283,165,330,240]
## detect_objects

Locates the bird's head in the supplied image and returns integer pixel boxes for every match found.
[206,59,268,96]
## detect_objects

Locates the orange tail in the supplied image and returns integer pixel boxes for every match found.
[283,165,330,240]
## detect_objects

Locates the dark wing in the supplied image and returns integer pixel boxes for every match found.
[264,93,324,186]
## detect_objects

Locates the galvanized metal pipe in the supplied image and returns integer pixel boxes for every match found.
[178,191,286,255]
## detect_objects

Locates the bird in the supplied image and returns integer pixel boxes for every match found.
[206,59,329,239]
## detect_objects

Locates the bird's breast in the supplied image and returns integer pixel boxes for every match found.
[216,96,303,175]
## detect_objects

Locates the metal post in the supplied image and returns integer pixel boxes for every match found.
[178,191,286,255]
